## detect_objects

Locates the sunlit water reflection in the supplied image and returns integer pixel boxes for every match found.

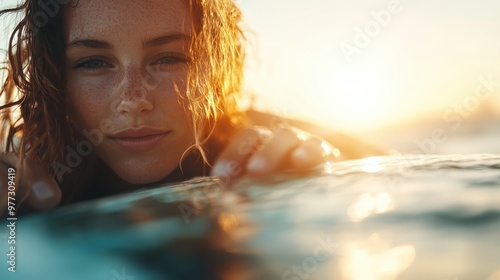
[1,154,499,280]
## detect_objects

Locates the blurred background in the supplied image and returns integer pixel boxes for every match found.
[238,0,500,154]
[1,0,499,154]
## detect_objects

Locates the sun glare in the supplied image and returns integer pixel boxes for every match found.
[325,62,396,131]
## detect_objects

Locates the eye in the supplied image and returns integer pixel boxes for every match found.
[74,57,112,70]
[152,53,189,67]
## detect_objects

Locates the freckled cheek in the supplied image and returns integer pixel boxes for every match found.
[67,78,114,130]
[156,73,189,105]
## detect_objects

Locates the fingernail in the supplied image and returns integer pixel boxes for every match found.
[247,155,267,173]
[292,146,311,163]
[32,181,54,201]
[212,161,242,177]
[212,161,229,177]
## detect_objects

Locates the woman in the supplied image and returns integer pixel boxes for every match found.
[0,0,344,215]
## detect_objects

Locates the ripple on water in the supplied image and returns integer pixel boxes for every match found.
[2,154,500,280]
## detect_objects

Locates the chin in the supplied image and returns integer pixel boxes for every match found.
[111,159,179,185]
[119,172,169,185]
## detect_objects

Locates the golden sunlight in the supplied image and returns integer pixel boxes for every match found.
[241,0,500,139]
[348,192,394,222]
[339,237,416,280]
[321,61,397,131]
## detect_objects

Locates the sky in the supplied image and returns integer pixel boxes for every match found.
[238,0,500,134]
[1,0,500,135]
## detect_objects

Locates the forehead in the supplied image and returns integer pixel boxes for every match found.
[65,0,191,41]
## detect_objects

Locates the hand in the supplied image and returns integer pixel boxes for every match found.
[1,152,61,216]
[211,125,339,181]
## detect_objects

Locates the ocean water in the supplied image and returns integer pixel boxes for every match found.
[1,154,499,280]
[379,118,500,155]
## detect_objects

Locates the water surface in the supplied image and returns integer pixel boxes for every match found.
[1,154,499,280]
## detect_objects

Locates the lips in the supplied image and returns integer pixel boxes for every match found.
[110,128,170,152]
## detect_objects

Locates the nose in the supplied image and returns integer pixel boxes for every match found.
[114,69,154,115]
[116,88,154,114]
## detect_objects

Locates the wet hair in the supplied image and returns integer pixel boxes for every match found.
[0,0,246,190]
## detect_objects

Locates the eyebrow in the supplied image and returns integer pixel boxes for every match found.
[66,39,111,49]
[143,33,191,48]
[66,33,190,50]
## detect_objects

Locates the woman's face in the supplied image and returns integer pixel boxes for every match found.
[65,0,195,184]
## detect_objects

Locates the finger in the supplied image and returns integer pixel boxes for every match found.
[290,137,338,170]
[246,127,301,176]
[0,153,30,211]
[211,127,271,179]
[1,152,61,210]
